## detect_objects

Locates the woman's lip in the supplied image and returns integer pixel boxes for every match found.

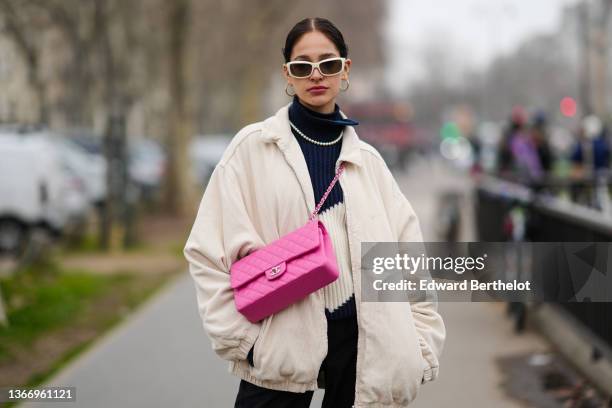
[308,87,328,94]
[308,86,328,91]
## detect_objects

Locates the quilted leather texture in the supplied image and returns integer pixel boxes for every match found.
[230,219,319,289]
[230,219,340,323]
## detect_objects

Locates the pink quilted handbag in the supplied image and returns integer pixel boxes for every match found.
[229,164,344,323]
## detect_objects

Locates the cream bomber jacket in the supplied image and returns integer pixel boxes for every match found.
[184,103,446,407]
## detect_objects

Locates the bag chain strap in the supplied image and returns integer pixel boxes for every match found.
[309,163,345,221]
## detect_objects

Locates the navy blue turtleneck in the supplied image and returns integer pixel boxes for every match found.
[288,96,358,320]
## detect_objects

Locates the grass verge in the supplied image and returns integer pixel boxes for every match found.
[0,260,178,406]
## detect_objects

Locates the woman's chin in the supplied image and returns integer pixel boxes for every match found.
[300,94,334,111]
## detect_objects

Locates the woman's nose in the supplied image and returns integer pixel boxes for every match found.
[310,67,323,79]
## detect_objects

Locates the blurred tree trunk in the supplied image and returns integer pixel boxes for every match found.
[92,0,131,250]
[94,0,117,249]
[164,0,193,215]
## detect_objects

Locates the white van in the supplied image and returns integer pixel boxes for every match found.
[35,131,107,206]
[0,134,90,256]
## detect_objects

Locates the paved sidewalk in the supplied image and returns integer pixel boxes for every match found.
[20,274,240,408]
[400,156,549,407]
[20,157,548,408]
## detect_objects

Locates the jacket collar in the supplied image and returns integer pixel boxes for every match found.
[261,103,363,168]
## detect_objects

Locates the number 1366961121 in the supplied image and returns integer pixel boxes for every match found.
[3,387,75,402]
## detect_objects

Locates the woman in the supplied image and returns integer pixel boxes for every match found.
[184,17,445,408]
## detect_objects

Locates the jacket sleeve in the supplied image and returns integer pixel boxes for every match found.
[184,163,262,362]
[386,169,446,385]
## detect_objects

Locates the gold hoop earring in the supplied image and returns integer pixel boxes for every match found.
[285,83,296,97]
[340,78,350,92]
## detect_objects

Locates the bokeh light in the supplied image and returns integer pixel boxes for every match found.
[440,121,462,140]
[560,97,577,118]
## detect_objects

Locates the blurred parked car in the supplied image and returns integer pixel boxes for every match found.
[190,134,232,187]
[68,133,166,197]
[0,134,90,256]
[33,131,107,206]
[128,138,166,196]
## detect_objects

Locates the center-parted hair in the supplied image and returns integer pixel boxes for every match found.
[282,17,348,62]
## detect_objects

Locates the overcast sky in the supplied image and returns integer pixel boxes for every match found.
[385,0,579,91]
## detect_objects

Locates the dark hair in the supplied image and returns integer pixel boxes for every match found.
[282,17,348,62]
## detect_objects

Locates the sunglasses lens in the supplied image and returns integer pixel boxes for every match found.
[289,63,312,78]
[320,59,343,75]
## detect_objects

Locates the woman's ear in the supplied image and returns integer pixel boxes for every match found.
[344,59,352,78]
[282,64,290,81]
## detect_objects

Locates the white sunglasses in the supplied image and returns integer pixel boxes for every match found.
[284,57,346,79]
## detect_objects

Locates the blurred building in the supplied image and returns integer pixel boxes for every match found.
[559,0,612,119]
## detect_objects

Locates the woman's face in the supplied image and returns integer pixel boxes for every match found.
[283,31,351,114]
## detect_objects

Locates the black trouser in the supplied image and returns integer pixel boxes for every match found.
[234,314,358,408]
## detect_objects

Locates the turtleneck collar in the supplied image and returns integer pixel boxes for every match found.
[288,96,359,143]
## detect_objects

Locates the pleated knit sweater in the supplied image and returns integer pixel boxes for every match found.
[288,96,358,320]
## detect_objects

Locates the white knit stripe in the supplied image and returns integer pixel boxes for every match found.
[318,202,354,312]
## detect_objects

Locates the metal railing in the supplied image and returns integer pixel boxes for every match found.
[475,174,612,351]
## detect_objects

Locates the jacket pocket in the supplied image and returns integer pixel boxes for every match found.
[250,299,326,384]
[252,314,271,369]
[359,303,424,405]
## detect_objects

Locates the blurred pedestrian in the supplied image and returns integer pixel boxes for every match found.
[530,111,553,174]
[570,115,610,176]
[569,116,611,208]
[498,106,544,183]
[184,17,445,408]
